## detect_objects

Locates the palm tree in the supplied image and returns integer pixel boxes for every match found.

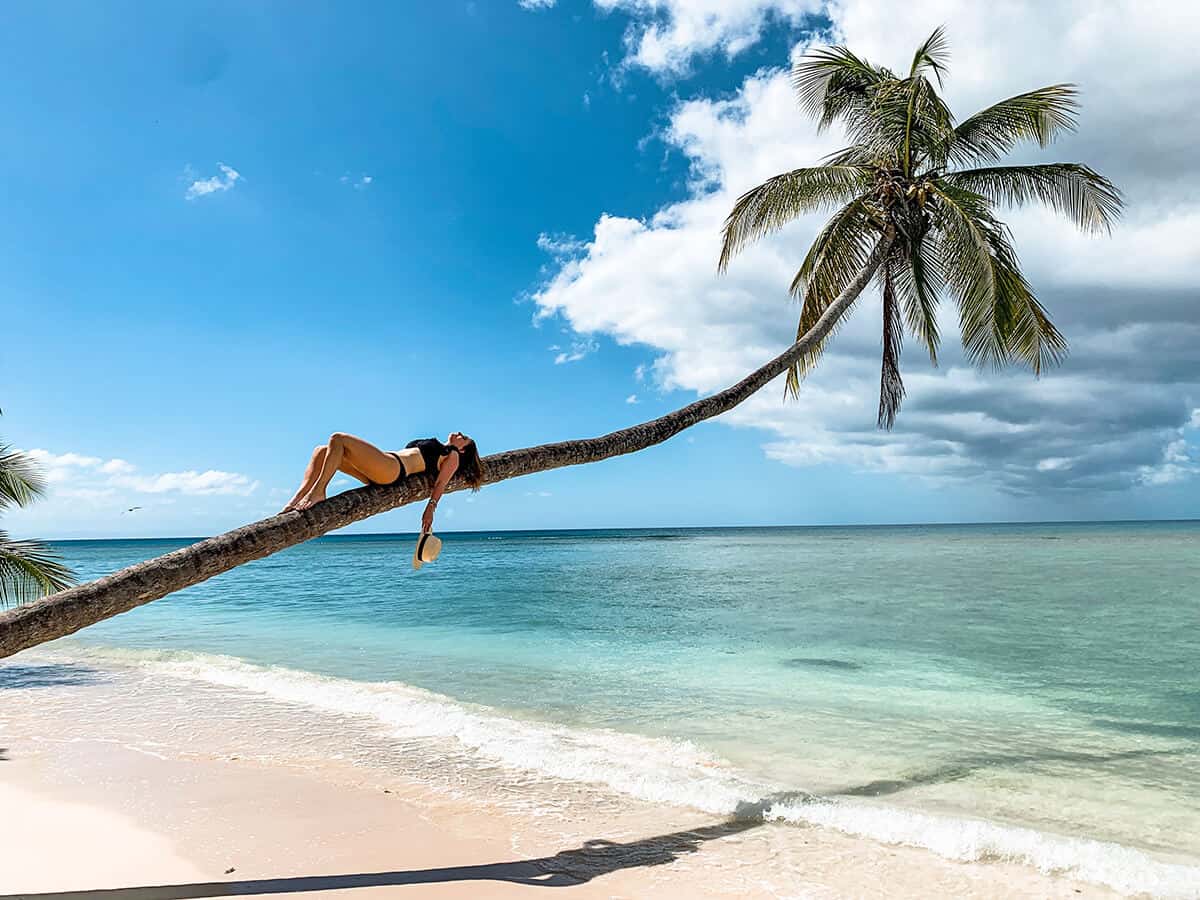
[0,442,75,607]
[0,31,1119,659]
[719,27,1122,427]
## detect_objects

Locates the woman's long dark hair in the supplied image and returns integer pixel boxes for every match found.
[458,438,484,491]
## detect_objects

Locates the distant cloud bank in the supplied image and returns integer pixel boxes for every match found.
[24,448,258,499]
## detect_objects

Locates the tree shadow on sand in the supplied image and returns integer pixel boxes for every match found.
[0,811,773,900]
[0,663,104,690]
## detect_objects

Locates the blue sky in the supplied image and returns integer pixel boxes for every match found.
[5,1,1199,539]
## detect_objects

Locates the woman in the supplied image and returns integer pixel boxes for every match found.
[282,432,484,531]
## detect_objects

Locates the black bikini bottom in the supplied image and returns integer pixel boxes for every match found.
[387,452,408,485]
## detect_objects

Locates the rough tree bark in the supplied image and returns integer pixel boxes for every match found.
[0,236,892,659]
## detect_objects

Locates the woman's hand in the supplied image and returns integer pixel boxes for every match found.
[421,502,435,533]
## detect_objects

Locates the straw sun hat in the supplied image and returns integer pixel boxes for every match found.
[412,531,443,570]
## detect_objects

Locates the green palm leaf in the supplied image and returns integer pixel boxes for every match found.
[791,45,893,132]
[892,238,943,365]
[0,444,46,511]
[949,85,1079,165]
[878,259,906,428]
[943,163,1123,234]
[932,183,1067,372]
[719,166,872,271]
[784,197,877,395]
[0,530,75,607]
[908,26,949,84]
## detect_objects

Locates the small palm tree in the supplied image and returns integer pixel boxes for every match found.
[720,27,1123,427]
[0,442,75,607]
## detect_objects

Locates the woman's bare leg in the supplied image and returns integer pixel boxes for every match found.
[282,446,377,513]
[294,433,402,510]
[282,445,329,513]
[339,459,374,485]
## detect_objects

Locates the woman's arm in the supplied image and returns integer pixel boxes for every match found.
[421,453,460,532]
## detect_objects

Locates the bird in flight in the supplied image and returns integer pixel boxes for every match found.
[123,506,143,514]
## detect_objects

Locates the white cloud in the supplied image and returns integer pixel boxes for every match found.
[1036,458,1073,473]
[185,163,241,199]
[626,394,639,403]
[341,173,373,190]
[1139,438,1196,486]
[530,1,1200,494]
[519,0,557,8]
[110,470,257,496]
[536,232,588,257]
[18,448,259,498]
[595,0,819,74]
[553,337,599,365]
[23,450,103,483]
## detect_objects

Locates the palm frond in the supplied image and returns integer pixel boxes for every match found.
[897,74,956,173]
[719,166,872,271]
[791,45,894,132]
[892,238,943,365]
[932,183,1067,372]
[785,197,878,395]
[878,260,906,428]
[909,26,949,86]
[949,84,1079,165]
[0,531,75,607]
[943,163,1123,234]
[0,444,47,511]
[821,144,880,167]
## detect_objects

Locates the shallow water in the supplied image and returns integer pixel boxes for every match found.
[21,522,1200,896]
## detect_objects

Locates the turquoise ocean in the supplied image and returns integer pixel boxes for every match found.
[18,522,1200,896]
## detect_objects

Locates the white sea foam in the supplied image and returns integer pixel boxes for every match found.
[765,799,1200,899]
[50,646,1200,899]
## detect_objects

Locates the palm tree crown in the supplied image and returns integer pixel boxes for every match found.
[719,28,1123,427]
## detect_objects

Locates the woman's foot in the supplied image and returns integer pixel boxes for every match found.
[293,490,325,511]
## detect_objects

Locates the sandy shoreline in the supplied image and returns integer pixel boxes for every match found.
[0,654,1129,898]
[0,740,1116,900]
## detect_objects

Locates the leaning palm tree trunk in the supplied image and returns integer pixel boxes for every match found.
[0,236,892,659]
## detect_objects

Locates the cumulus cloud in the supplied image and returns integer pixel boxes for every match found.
[185,163,241,199]
[530,0,1200,495]
[595,0,819,74]
[98,458,135,475]
[20,449,259,498]
[519,0,557,8]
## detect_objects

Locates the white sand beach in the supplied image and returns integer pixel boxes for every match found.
[1,656,1118,899]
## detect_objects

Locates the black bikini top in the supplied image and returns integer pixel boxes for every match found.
[405,438,459,473]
